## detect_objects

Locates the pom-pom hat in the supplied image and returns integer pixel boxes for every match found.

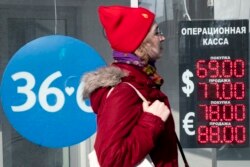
[98,5,155,53]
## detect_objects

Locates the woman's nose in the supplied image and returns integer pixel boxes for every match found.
[159,35,165,42]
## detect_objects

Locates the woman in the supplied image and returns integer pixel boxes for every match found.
[82,5,178,167]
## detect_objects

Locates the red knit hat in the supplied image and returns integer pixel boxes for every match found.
[98,5,155,53]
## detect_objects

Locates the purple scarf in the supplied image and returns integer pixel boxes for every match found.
[112,50,146,67]
[112,50,163,86]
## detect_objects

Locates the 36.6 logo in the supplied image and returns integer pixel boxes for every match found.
[11,71,92,113]
[0,35,106,148]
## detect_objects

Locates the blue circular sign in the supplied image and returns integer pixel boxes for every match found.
[0,35,106,147]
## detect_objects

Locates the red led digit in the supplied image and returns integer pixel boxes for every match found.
[234,82,245,100]
[198,126,209,143]
[209,105,220,121]
[208,60,219,78]
[222,83,233,100]
[223,126,234,143]
[235,104,246,121]
[223,104,233,121]
[235,125,246,143]
[222,59,233,78]
[198,82,208,99]
[234,59,245,78]
[210,126,220,143]
[210,83,220,99]
[196,60,207,78]
[199,104,209,120]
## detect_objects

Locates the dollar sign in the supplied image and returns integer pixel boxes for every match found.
[182,69,194,97]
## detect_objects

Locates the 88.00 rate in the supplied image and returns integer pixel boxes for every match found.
[197,125,246,144]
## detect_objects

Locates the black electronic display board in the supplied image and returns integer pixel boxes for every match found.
[179,20,249,148]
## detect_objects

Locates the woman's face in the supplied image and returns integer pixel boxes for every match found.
[145,23,165,60]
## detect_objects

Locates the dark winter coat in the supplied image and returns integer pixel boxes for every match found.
[82,63,178,167]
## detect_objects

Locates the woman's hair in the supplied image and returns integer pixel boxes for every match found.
[134,27,154,64]
[134,41,150,63]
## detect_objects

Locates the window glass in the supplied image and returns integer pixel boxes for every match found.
[140,0,250,167]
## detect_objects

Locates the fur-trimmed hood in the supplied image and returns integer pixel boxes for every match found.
[81,66,128,98]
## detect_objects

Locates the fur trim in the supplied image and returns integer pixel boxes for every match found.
[81,66,128,98]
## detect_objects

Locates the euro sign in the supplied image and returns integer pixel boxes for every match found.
[182,69,194,97]
[182,112,195,136]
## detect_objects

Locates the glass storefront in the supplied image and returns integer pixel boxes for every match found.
[0,0,249,166]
